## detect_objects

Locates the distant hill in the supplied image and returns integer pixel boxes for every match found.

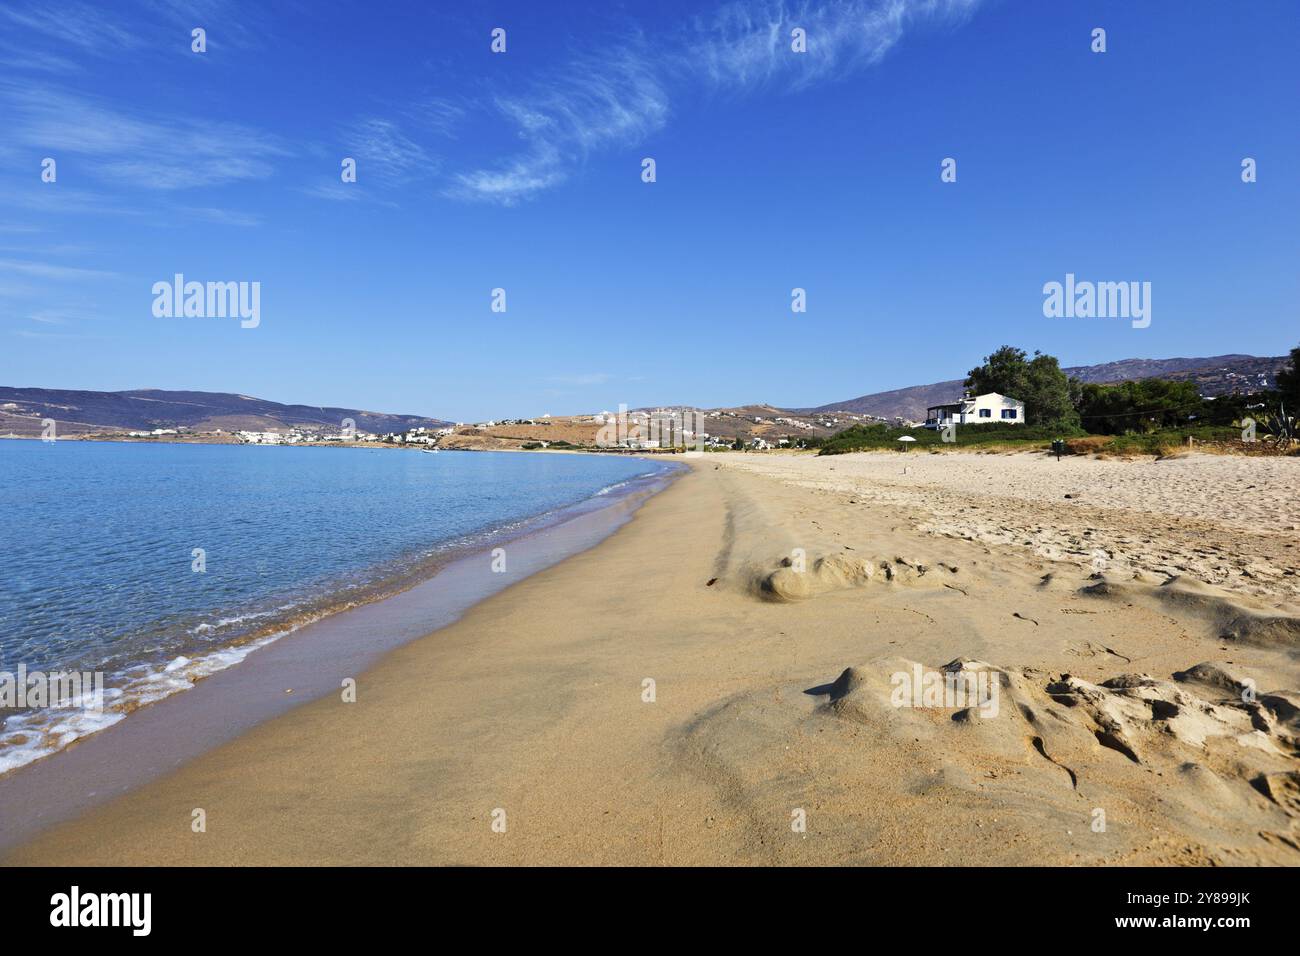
[1061,354,1285,386]
[4,352,1290,443]
[0,387,450,437]
[794,354,1289,422]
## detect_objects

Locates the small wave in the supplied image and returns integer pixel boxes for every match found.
[594,466,671,496]
[187,606,293,636]
[0,705,126,776]
[0,628,295,777]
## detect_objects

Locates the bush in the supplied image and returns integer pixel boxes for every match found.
[818,422,1083,455]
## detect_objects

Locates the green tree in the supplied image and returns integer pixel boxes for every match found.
[964,346,1027,399]
[1275,344,1300,410]
[964,346,1080,429]
[1075,379,1203,434]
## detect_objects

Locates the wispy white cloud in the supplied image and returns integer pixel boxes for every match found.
[0,0,270,68]
[0,3,132,77]
[0,43,82,74]
[25,307,98,325]
[12,327,94,340]
[0,2,141,54]
[0,242,95,257]
[304,99,463,203]
[0,180,140,218]
[2,0,983,213]
[346,118,438,184]
[407,97,468,139]
[0,303,103,340]
[451,145,567,205]
[21,305,103,330]
[0,259,118,281]
[450,0,982,204]
[139,0,271,49]
[449,38,670,205]
[686,0,980,91]
[0,83,291,190]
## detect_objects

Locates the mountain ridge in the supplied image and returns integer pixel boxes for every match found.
[788,353,1288,422]
[0,387,451,437]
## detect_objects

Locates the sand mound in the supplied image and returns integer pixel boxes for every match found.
[1045,671,1272,757]
[1251,772,1300,814]
[759,553,874,602]
[1156,577,1300,646]
[1079,573,1300,647]
[677,650,1299,862]
[755,551,962,603]
[792,655,1300,858]
[1172,662,1253,695]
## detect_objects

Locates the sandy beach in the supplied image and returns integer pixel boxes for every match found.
[6,449,1300,866]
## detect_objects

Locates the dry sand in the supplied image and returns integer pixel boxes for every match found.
[719,450,1300,602]
[6,450,1300,865]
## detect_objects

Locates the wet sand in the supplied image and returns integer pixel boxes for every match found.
[6,451,1299,865]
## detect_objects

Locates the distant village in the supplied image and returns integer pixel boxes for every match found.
[124,424,454,445]
[109,406,894,452]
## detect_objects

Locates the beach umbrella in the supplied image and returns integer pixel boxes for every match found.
[897,435,917,451]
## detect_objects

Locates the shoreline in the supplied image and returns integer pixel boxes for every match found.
[0,458,684,855]
[5,451,1298,865]
[0,442,681,777]
[0,434,697,456]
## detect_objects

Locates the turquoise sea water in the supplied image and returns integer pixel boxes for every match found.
[0,441,672,771]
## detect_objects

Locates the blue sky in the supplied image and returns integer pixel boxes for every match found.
[1,0,1296,421]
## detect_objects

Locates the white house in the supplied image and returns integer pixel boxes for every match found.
[924,392,1025,428]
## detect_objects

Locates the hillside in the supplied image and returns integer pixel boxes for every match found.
[795,354,1289,422]
[0,387,449,438]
